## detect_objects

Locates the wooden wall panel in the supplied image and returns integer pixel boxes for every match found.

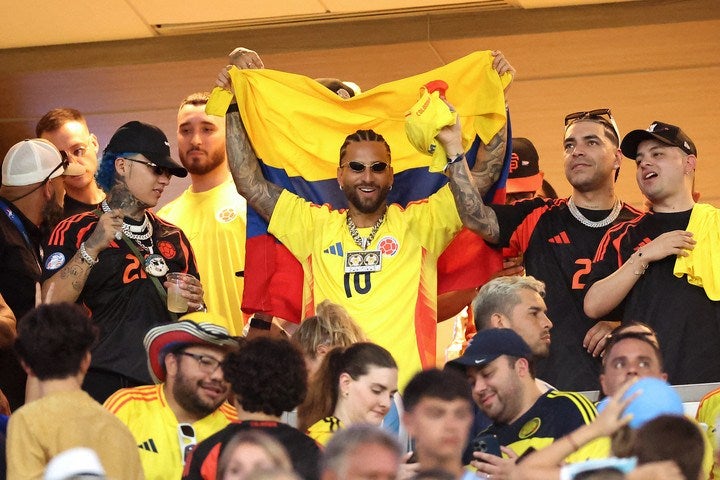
[0,0,718,208]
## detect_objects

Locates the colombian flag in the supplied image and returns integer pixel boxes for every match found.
[207,51,512,322]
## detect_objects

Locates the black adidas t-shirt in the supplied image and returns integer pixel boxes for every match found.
[491,198,640,391]
[587,208,720,385]
[42,210,198,384]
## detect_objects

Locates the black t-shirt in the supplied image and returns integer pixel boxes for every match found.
[587,207,720,384]
[491,198,641,391]
[63,193,100,218]
[183,420,321,480]
[0,197,42,410]
[42,210,199,384]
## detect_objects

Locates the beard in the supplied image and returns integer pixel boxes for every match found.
[172,369,226,418]
[344,184,391,214]
[39,197,66,242]
[179,147,226,175]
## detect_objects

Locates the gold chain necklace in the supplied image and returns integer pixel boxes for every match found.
[346,213,386,250]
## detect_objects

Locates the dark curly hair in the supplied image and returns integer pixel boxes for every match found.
[222,337,307,417]
[14,303,98,380]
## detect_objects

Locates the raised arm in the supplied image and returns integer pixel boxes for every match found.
[584,230,695,318]
[439,113,503,244]
[225,109,283,222]
[439,50,513,243]
[217,49,282,222]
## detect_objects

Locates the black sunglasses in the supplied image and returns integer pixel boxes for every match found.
[342,161,389,173]
[564,108,620,142]
[123,157,172,177]
[42,151,70,184]
[178,423,196,464]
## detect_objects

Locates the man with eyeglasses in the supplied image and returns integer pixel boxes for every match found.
[184,337,321,480]
[105,316,239,480]
[468,109,641,392]
[36,108,106,217]
[42,121,204,404]
[219,62,511,388]
[0,138,83,410]
[585,121,720,386]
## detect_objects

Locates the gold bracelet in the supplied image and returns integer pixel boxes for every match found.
[627,251,648,276]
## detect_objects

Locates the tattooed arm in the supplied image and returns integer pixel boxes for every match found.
[225,111,283,222]
[439,111,503,244]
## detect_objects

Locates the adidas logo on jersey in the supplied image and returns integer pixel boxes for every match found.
[548,231,570,244]
[323,242,344,257]
[139,438,158,453]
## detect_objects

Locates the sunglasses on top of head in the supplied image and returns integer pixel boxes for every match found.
[341,161,389,173]
[564,108,620,143]
[42,151,70,184]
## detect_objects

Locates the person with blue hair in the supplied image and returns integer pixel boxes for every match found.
[41,120,204,404]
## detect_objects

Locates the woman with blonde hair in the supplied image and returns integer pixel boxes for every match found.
[292,300,366,379]
[298,342,398,445]
[216,430,294,480]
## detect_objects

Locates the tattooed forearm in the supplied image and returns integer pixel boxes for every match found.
[59,258,92,292]
[43,254,93,303]
[447,161,500,243]
[470,123,507,195]
[226,111,283,222]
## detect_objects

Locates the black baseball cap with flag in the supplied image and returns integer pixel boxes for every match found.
[105,120,187,177]
[620,121,697,160]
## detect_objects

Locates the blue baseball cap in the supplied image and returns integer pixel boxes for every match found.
[446,328,532,370]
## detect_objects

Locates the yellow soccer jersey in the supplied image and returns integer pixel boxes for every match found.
[104,383,237,480]
[158,179,247,334]
[268,185,462,388]
[696,387,720,478]
[307,416,343,446]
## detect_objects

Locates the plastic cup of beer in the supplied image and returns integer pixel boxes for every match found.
[166,272,194,313]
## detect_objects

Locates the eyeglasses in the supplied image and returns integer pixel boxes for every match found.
[177,423,196,465]
[62,135,94,159]
[122,157,172,177]
[176,351,222,375]
[341,161,389,173]
[564,108,620,143]
[42,151,70,184]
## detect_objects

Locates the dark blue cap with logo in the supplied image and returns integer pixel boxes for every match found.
[446,328,532,370]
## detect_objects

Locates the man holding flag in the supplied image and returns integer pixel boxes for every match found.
[211,50,513,387]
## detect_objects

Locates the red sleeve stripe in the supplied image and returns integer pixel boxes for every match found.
[592,213,646,263]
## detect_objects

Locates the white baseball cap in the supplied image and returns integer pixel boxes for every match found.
[44,447,106,480]
[2,138,67,187]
